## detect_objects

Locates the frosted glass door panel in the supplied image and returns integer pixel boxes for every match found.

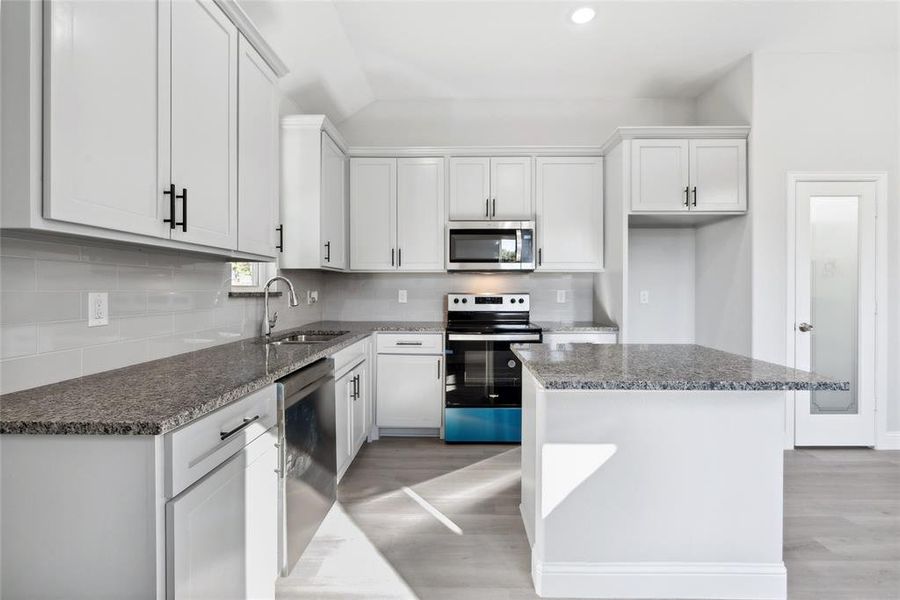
[809,197,858,415]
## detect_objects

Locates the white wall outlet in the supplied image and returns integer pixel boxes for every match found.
[307,290,319,305]
[556,290,566,303]
[640,290,650,304]
[88,292,109,327]
[398,289,408,303]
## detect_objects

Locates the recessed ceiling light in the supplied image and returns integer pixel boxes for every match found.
[570,7,596,25]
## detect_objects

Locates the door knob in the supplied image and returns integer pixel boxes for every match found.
[798,322,814,332]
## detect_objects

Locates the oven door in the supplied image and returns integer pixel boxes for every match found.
[445,335,536,408]
[446,222,534,271]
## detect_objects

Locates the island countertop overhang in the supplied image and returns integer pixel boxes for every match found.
[512,343,849,392]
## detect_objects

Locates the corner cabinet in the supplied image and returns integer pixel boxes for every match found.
[280,116,349,270]
[4,0,286,260]
[535,156,604,271]
[350,158,445,272]
[630,137,747,214]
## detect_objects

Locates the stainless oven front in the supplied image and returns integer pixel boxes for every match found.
[446,221,535,271]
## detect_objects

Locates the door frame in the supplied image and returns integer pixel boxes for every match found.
[785,172,888,448]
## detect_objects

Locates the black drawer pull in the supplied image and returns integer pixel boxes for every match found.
[276,225,284,252]
[220,415,260,441]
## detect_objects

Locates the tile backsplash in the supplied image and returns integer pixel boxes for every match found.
[321,271,593,322]
[0,233,323,394]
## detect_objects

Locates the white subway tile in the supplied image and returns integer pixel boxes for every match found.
[0,324,38,359]
[118,266,174,291]
[36,260,117,291]
[106,291,148,317]
[147,291,193,313]
[118,314,173,339]
[1,291,81,324]
[1,257,36,291]
[82,340,149,376]
[38,320,121,352]
[173,310,215,334]
[0,349,82,394]
[80,244,149,266]
[0,236,81,260]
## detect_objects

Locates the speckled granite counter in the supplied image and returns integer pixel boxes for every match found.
[512,343,847,391]
[535,321,619,334]
[0,320,443,436]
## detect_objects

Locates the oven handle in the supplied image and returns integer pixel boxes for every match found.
[447,333,542,342]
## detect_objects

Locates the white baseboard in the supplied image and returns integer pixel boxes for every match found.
[877,431,900,450]
[532,559,786,599]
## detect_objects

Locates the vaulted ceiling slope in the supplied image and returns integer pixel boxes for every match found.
[240,0,898,124]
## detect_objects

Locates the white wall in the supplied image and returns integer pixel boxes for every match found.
[626,228,696,344]
[748,51,899,431]
[321,272,593,323]
[337,98,696,147]
[695,56,753,125]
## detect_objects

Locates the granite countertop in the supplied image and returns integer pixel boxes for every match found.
[512,343,849,391]
[0,320,444,436]
[536,321,619,334]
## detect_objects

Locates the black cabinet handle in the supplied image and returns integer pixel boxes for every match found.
[324,241,331,262]
[176,188,187,231]
[276,225,284,252]
[398,248,402,268]
[683,186,690,208]
[437,358,441,380]
[538,248,542,267]
[220,415,260,441]
[692,187,697,207]
[492,198,496,217]
[163,184,176,229]
[485,198,489,218]
[391,248,395,266]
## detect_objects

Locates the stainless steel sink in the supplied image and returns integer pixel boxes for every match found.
[267,332,346,345]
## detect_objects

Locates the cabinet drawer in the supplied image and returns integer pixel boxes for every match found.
[542,332,618,346]
[331,336,370,377]
[376,333,444,354]
[165,384,278,498]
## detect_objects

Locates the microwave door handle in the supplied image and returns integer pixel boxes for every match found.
[515,229,522,263]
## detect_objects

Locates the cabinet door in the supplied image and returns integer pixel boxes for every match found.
[397,158,445,271]
[688,139,747,212]
[350,158,397,271]
[43,0,170,238]
[320,134,348,269]
[168,430,277,600]
[351,365,368,454]
[448,158,491,220]
[376,354,443,428]
[630,140,690,212]
[491,157,533,220]
[535,157,604,271]
[237,36,279,257]
[335,370,353,478]
[171,0,238,249]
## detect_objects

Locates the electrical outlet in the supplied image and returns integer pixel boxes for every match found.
[88,292,109,327]
[398,289,408,304]
[556,290,566,303]
[640,290,650,304]
[307,290,318,305]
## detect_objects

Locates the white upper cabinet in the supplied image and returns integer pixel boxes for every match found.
[350,158,445,272]
[688,139,747,212]
[535,157,604,271]
[448,157,532,221]
[350,158,397,271]
[237,36,279,258]
[170,0,238,250]
[320,134,348,270]
[43,0,170,239]
[491,157,533,220]
[630,140,690,212]
[396,158,445,271]
[448,158,491,220]
[630,137,747,214]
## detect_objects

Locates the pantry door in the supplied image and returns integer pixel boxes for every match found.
[791,179,877,447]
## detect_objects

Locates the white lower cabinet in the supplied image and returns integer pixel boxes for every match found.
[335,367,354,478]
[167,428,278,599]
[377,352,443,429]
[332,338,372,480]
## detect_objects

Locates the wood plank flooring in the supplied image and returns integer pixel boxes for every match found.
[277,439,900,600]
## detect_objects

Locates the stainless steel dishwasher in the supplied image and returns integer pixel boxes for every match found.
[277,358,336,576]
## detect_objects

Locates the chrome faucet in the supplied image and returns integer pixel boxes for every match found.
[263,276,300,337]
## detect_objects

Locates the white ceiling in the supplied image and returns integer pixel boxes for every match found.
[240,1,899,123]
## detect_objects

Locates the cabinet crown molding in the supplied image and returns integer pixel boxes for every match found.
[600,125,750,155]
[282,115,348,153]
[348,146,607,158]
[214,0,288,77]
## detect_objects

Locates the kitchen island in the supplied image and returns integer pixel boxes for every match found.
[512,343,847,600]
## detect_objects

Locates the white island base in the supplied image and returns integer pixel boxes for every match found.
[520,372,786,600]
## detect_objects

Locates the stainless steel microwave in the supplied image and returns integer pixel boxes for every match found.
[446,221,535,271]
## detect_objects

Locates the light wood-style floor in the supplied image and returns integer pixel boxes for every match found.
[277,439,900,600]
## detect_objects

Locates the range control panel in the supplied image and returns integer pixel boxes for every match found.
[447,293,530,312]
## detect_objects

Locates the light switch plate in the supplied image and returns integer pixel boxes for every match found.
[88,292,109,327]
[556,290,566,303]
[398,290,408,303]
[640,290,650,304]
